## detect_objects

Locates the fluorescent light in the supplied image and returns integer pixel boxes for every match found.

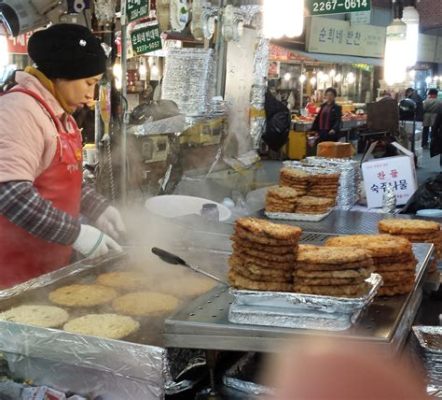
[346,72,356,84]
[425,76,432,85]
[263,0,304,39]
[310,77,317,85]
[284,72,292,81]
[402,6,419,68]
[334,73,343,83]
[112,62,122,90]
[299,74,306,83]
[0,35,8,68]
[384,18,407,85]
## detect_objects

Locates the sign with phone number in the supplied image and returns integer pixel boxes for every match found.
[310,0,371,16]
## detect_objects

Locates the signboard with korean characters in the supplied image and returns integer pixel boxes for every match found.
[309,0,371,16]
[131,24,162,55]
[361,143,417,209]
[127,0,149,22]
[307,17,385,58]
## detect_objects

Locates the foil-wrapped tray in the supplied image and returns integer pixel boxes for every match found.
[0,250,213,399]
[222,353,273,396]
[413,326,442,354]
[264,209,332,222]
[228,274,382,331]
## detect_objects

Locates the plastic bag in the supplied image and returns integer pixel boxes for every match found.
[401,173,442,214]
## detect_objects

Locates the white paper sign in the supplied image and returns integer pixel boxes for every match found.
[362,156,417,209]
[307,17,385,58]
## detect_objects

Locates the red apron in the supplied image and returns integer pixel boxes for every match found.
[0,88,83,287]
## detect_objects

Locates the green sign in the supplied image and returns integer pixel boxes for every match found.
[131,25,162,55]
[127,0,149,23]
[310,0,371,16]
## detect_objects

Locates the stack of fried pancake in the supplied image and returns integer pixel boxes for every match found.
[326,234,416,297]
[265,186,300,213]
[378,219,441,273]
[293,245,373,297]
[279,168,309,195]
[308,172,340,199]
[228,217,302,292]
[296,196,335,215]
[279,167,340,200]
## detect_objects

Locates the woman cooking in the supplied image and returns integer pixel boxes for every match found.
[312,87,342,143]
[0,24,125,288]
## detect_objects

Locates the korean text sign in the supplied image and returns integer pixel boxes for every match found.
[309,0,371,16]
[127,0,149,23]
[307,17,385,58]
[362,156,417,208]
[131,25,162,55]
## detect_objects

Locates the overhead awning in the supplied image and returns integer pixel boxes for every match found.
[292,49,383,67]
[270,40,384,67]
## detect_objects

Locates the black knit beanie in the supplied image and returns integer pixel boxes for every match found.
[28,24,107,80]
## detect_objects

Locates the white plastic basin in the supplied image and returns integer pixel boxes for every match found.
[145,195,232,221]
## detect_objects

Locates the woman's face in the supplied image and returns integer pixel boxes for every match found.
[54,74,103,112]
[325,91,335,104]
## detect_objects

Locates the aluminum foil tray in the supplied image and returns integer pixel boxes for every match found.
[413,326,442,354]
[0,250,211,398]
[264,209,332,222]
[228,274,382,330]
[222,353,273,396]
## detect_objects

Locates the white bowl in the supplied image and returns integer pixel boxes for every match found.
[145,195,232,221]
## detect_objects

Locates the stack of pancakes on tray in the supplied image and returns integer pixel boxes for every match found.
[279,167,340,199]
[378,219,441,273]
[279,167,309,195]
[293,245,373,297]
[228,217,302,292]
[265,186,300,213]
[308,172,341,199]
[326,234,416,297]
[295,196,335,215]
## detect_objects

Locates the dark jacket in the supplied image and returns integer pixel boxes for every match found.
[312,102,342,133]
[431,105,442,158]
[403,92,424,122]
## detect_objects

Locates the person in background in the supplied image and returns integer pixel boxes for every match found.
[423,88,440,148]
[312,87,342,142]
[431,103,442,165]
[0,24,125,288]
[405,87,424,122]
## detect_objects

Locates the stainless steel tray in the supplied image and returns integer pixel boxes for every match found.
[164,243,433,355]
[264,209,333,222]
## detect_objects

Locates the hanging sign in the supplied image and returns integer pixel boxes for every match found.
[127,0,149,22]
[7,32,33,54]
[309,0,371,16]
[307,17,385,58]
[131,24,162,55]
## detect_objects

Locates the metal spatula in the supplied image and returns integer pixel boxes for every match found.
[151,247,226,284]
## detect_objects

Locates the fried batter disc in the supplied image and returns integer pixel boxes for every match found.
[297,246,371,265]
[293,282,370,297]
[236,218,302,241]
[378,219,440,235]
[229,270,293,292]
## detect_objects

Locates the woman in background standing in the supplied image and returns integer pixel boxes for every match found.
[312,87,342,143]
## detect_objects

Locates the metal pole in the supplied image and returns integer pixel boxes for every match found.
[214,0,226,97]
[120,0,128,204]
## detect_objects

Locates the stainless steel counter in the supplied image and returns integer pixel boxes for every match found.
[164,243,433,357]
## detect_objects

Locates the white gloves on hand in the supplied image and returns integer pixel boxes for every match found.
[73,224,122,259]
[95,206,126,240]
